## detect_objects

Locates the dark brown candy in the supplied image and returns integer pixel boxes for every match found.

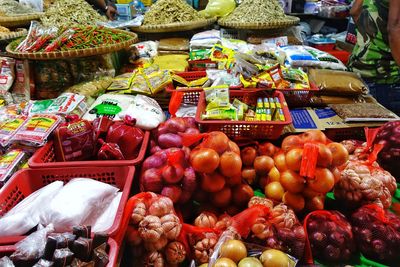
[92,232,108,250]
[33,259,54,267]
[70,258,95,267]
[52,248,74,267]
[72,226,91,239]
[93,244,109,267]
[72,237,93,262]
[43,236,58,261]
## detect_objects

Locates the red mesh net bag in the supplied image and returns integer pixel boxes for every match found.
[304,210,356,264]
[119,192,189,266]
[351,204,400,264]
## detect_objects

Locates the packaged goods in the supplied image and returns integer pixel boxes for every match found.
[0,116,27,148]
[329,103,399,122]
[199,0,236,18]
[159,38,189,51]
[0,57,16,91]
[83,94,136,121]
[0,149,27,186]
[153,55,189,72]
[11,60,31,101]
[309,69,368,95]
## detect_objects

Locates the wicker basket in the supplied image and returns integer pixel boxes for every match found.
[0,28,27,42]
[130,17,216,33]
[5,29,138,60]
[218,15,300,30]
[0,13,43,27]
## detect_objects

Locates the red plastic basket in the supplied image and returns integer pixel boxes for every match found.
[0,238,119,267]
[28,131,149,168]
[166,71,242,105]
[0,166,135,245]
[196,90,292,139]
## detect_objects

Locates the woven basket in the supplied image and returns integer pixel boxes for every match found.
[218,15,300,30]
[5,30,138,60]
[130,17,216,33]
[0,13,43,27]
[0,28,27,42]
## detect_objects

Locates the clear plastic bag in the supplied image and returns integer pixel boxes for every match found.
[39,178,119,232]
[92,192,122,233]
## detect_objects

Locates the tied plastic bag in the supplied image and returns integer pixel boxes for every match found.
[83,94,136,121]
[10,224,54,262]
[0,181,63,237]
[351,204,400,264]
[199,0,236,18]
[119,94,166,130]
[304,210,356,263]
[0,257,14,267]
[121,192,187,266]
[40,178,119,232]
[92,192,122,233]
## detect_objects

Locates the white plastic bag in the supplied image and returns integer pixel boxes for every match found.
[190,30,221,49]
[83,94,136,121]
[0,181,63,237]
[91,192,122,233]
[40,178,119,232]
[119,94,165,130]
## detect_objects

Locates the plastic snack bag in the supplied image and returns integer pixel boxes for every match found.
[0,57,16,91]
[0,116,27,148]
[199,0,236,18]
[0,149,28,186]
[11,114,62,147]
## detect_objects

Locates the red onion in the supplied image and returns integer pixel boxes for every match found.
[161,185,182,203]
[141,168,163,193]
[162,165,184,184]
[158,133,183,149]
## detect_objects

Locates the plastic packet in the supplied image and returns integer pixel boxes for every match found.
[159,38,189,51]
[204,85,230,110]
[19,23,58,53]
[105,116,144,159]
[64,77,112,99]
[329,103,399,122]
[206,69,241,87]
[153,55,189,72]
[119,94,165,130]
[11,60,31,101]
[16,21,41,52]
[10,224,55,262]
[97,15,144,28]
[0,181,63,237]
[83,94,136,121]
[53,118,95,162]
[146,69,172,94]
[0,115,27,148]
[0,149,28,187]
[125,72,152,95]
[130,41,159,60]
[11,114,62,147]
[189,49,211,60]
[0,257,14,267]
[308,69,368,95]
[190,30,221,49]
[0,57,16,91]
[40,178,119,232]
[97,139,125,160]
[44,29,75,52]
[199,0,236,18]
[304,210,356,263]
[92,192,122,233]
[172,74,209,88]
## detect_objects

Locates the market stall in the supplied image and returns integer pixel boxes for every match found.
[0,0,400,266]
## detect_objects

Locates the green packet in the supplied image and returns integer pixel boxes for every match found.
[202,105,237,120]
[204,85,230,110]
[189,49,211,60]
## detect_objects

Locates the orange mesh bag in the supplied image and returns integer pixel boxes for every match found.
[351,204,400,264]
[116,192,188,266]
[304,210,356,264]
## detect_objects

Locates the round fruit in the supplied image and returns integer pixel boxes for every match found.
[285,148,303,171]
[301,130,327,144]
[241,147,257,166]
[214,258,237,267]
[201,173,225,193]
[274,152,288,172]
[212,187,232,207]
[233,184,254,206]
[281,135,304,153]
[228,141,240,155]
[238,257,263,267]
[282,192,305,212]
[226,174,242,187]
[242,168,257,184]
[220,151,242,177]
[260,249,292,267]
[302,186,321,199]
[327,142,349,167]
[220,240,247,263]
[254,156,275,175]
[317,144,333,168]
[191,148,220,173]
[202,131,229,154]
[268,167,280,183]
[307,168,335,193]
[331,167,341,183]
[280,170,305,193]
[305,195,325,211]
[265,181,285,201]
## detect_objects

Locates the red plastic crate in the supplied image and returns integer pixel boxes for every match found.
[0,238,119,267]
[28,131,149,168]
[188,59,217,71]
[326,49,351,64]
[166,71,242,105]
[196,90,292,139]
[0,166,135,245]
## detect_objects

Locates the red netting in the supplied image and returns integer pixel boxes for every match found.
[351,204,400,264]
[230,205,271,238]
[304,210,355,264]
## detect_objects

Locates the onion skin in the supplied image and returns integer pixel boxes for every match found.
[158,133,183,149]
[165,117,187,133]
[142,168,163,193]
[161,185,182,203]
[143,154,166,170]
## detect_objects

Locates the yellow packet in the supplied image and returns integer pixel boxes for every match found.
[263,98,270,109]
[233,98,248,112]
[172,74,209,87]
[107,72,134,91]
[240,75,257,88]
[204,86,230,110]
[118,72,152,95]
[146,70,172,95]
[275,97,282,109]
[269,97,276,117]
[274,108,286,121]
[202,107,237,120]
